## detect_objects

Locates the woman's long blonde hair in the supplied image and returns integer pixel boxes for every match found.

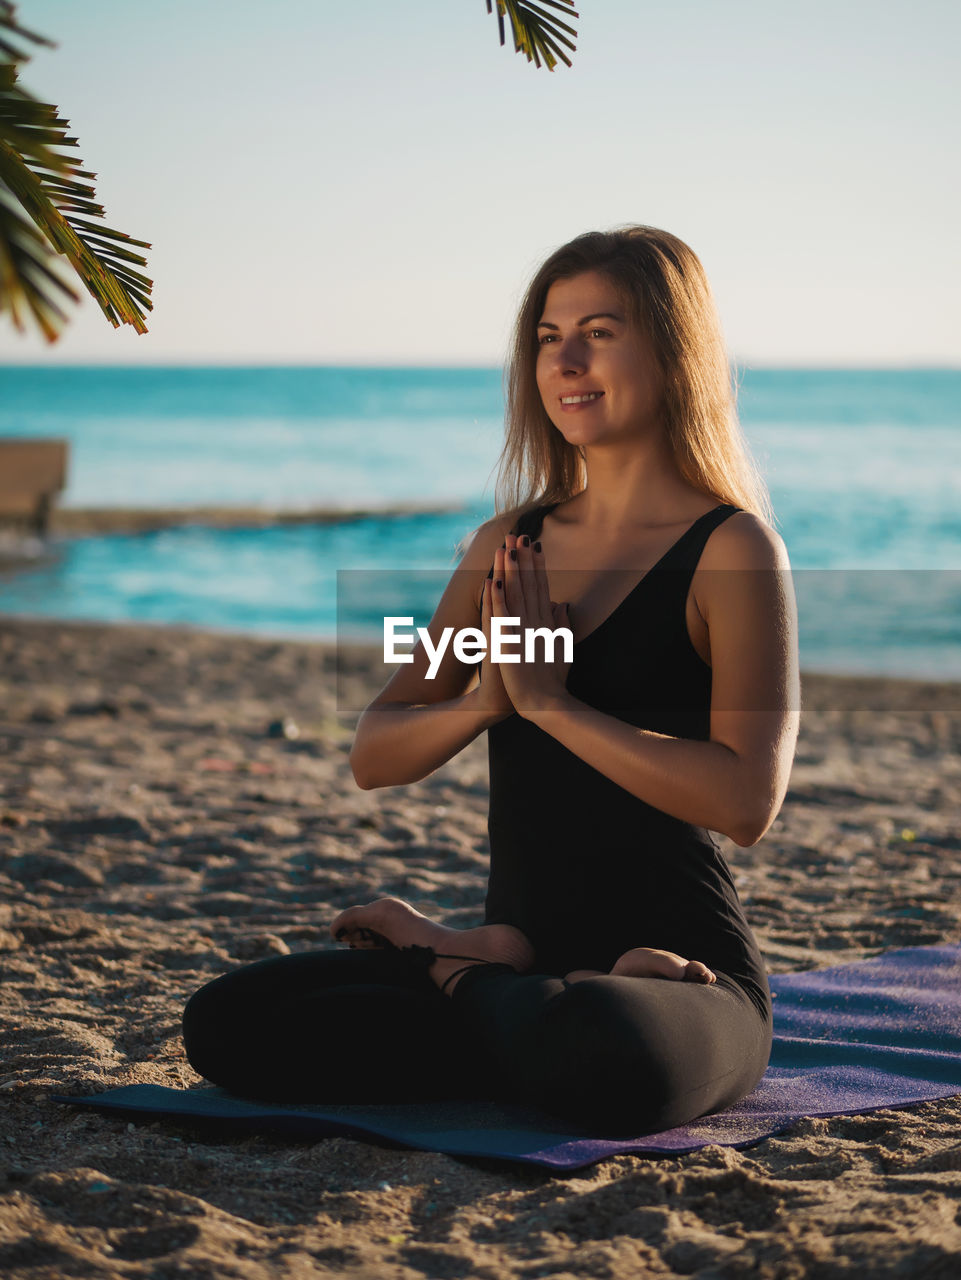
[496,226,774,525]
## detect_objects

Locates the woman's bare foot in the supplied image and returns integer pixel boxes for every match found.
[330,897,535,995]
[565,947,716,985]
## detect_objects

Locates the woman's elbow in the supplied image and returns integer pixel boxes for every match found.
[349,748,390,790]
[727,821,765,848]
[350,762,377,791]
[348,740,379,790]
[349,743,423,790]
[348,713,391,789]
[726,800,777,847]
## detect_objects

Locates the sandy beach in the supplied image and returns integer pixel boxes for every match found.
[2,615,961,1278]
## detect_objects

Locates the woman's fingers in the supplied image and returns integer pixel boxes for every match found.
[494,535,570,641]
[479,576,513,713]
[503,533,549,625]
[490,534,570,715]
[531,537,553,621]
[490,547,506,618]
[502,534,529,622]
[481,572,492,626]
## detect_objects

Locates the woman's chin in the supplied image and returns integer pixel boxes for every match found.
[552,424,637,451]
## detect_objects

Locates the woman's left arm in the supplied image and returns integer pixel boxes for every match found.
[494,516,800,847]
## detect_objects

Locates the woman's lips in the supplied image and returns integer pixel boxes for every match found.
[559,391,604,410]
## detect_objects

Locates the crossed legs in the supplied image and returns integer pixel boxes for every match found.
[183,899,769,1131]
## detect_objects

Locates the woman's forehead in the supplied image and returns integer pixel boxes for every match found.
[539,271,627,321]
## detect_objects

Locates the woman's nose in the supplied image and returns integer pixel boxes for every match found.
[553,335,588,374]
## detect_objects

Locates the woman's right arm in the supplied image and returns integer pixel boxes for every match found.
[349,515,515,789]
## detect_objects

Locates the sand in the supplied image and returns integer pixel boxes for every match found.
[1,616,961,1279]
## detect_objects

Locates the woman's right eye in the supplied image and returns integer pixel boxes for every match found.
[538,334,558,345]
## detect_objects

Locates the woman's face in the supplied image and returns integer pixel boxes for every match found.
[535,270,664,449]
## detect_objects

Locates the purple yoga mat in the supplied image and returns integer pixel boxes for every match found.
[53,943,961,1170]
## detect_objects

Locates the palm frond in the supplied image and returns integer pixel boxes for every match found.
[0,186,77,339]
[0,4,151,341]
[0,1,52,64]
[486,0,578,70]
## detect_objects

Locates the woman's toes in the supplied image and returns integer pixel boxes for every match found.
[330,907,384,945]
[565,968,605,984]
[608,947,717,982]
[610,947,682,980]
[330,914,350,941]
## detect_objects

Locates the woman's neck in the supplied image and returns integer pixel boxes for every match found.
[568,441,710,531]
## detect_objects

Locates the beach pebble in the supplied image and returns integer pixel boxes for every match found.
[267,717,300,740]
[255,815,302,839]
[233,933,291,960]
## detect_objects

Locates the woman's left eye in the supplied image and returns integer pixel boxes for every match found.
[586,328,610,339]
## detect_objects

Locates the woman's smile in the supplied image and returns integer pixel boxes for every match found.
[559,390,605,409]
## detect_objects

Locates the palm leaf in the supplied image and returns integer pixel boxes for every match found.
[0,187,76,339]
[0,1,51,64]
[486,0,579,70]
[0,3,152,341]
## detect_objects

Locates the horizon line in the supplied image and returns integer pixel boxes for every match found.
[1,359,959,372]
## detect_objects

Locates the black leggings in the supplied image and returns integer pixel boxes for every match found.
[183,948,772,1133]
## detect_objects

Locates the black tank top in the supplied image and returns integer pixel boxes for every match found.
[485,502,771,1020]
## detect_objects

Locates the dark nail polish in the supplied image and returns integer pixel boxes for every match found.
[509,549,517,561]
[495,579,503,589]
[533,541,542,553]
[520,535,530,547]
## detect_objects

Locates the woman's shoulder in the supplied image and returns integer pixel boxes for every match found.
[702,508,791,571]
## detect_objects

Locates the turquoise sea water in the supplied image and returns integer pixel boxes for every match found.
[1,366,959,677]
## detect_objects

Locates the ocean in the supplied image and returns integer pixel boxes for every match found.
[1,366,959,677]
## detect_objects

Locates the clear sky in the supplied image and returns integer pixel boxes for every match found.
[3,0,958,365]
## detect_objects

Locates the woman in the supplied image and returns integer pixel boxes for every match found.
[183,227,799,1133]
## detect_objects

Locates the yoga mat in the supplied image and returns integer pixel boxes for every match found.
[53,943,961,1170]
